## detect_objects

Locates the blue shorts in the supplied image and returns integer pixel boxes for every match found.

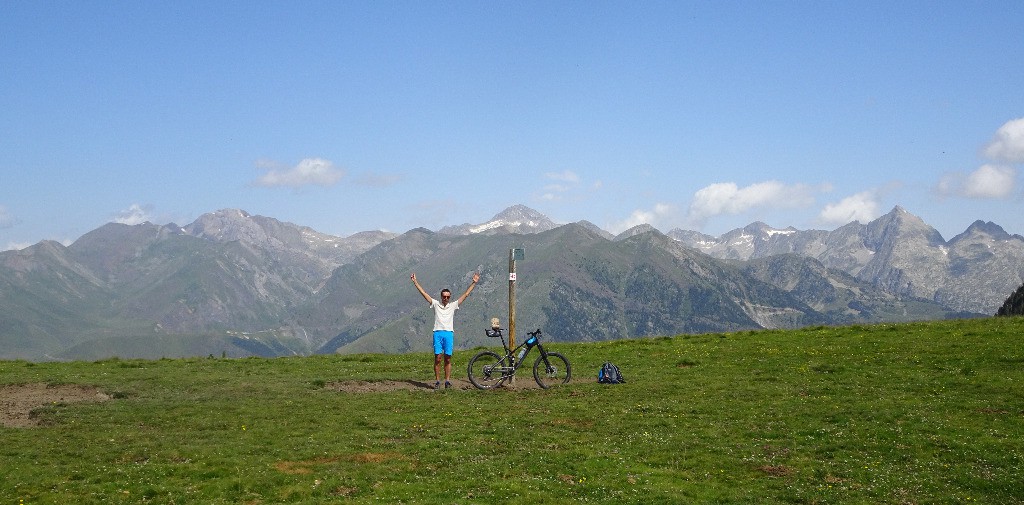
[433,330,454,356]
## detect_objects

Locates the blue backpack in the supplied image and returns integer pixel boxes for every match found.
[598,362,625,384]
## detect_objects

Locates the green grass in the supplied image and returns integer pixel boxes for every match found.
[3,317,1023,504]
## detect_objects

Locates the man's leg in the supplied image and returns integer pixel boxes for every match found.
[432,330,444,386]
[442,332,454,384]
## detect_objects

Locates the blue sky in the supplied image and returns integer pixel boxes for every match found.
[2,1,1023,251]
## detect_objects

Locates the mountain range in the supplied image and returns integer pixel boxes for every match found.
[666,206,1024,315]
[1,205,1018,361]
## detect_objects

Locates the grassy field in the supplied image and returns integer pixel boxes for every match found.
[2,317,1023,504]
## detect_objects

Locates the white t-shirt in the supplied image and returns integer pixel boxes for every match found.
[430,299,460,331]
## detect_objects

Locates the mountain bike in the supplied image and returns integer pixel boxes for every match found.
[467,328,571,389]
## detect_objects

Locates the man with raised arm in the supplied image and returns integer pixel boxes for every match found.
[410,271,480,389]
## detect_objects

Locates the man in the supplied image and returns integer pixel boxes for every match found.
[411,271,480,389]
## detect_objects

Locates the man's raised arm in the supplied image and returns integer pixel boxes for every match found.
[411,273,432,304]
[457,272,481,305]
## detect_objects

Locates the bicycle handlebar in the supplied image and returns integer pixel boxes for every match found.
[485,327,543,338]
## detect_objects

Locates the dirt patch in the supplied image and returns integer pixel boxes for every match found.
[275,456,341,475]
[1,383,111,428]
[758,464,795,478]
[274,450,405,475]
[326,379,470,392]
[325,378,559,393]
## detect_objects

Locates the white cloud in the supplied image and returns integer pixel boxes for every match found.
[254,158,344,188]
[965,164,1017,198]
[819,191,881,226]
[936,164,1017,199]
[983,117,1024,163]
[114,204,153,225]
[935,119,1024,200]
[686,180,819,225]
[609,203,675,234]
[0,205,15,229]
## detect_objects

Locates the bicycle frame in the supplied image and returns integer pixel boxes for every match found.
[486,330,550,378]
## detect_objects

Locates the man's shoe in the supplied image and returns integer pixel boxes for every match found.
[434,381,441,390]
[445,381,452,389]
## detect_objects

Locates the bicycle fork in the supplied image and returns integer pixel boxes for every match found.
[535,346,555,374]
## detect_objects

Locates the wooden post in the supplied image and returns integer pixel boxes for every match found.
[508,248,517,353]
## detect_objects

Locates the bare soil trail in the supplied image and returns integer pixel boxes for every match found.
[2,377,576,428]
[1,383,111,428]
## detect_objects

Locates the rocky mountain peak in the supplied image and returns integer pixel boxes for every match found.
[864,206,945,247]
[492,204,547,222]
[743,221,774,233]
[439,205,559,235]
[952,220,1014,243]
[184,208,260,242]
[615,223,659,241]
[575,220,615,240]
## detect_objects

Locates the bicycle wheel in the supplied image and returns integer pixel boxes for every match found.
[533,351,571,389]
[467,351,507,390]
